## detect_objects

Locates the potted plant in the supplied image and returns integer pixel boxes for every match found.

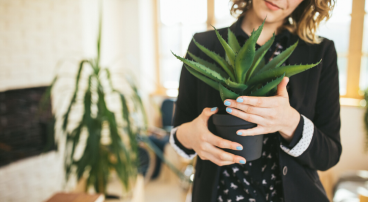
[171,20,320,161]
[364,88,368,151]
[41,2,192,198]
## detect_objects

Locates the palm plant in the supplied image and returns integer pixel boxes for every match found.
[172,20,321,101]
[364,88,368,151]
[41,5,148,195]
[42,3,191,195]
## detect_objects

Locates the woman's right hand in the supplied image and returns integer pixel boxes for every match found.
[176,107,246,166]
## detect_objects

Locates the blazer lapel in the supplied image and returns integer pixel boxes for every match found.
[287,35,311,111]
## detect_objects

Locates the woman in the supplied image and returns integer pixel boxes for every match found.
[169,0,341,201]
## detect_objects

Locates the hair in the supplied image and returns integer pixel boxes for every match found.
[230,0,335,44]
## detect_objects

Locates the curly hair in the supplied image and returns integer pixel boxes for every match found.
[230,0,335,44]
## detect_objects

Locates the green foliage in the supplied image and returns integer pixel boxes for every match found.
[42,4,190,196]
[171,18,321,102]
[364,88,368,151]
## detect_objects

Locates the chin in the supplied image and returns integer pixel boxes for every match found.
[252,0,283,23]
[254,9,279,23]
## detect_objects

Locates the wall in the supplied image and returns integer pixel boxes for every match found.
[0,0,156,201]
[0,0,84,92]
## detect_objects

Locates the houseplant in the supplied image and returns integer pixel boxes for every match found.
[172,20,321,161]
[41,4,191,198]
[50,14,145,197]
[364,88,368,151]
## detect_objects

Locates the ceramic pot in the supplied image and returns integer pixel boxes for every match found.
[212,114,263,161]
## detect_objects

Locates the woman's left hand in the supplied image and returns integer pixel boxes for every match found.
[224,77,300,142]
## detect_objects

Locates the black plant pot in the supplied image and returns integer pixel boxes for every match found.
[212,114,263,161]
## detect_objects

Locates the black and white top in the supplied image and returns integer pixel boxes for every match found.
[169,16,315,202]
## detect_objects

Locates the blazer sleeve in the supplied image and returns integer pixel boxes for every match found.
[169,34,201,158]
[280,40,342,171]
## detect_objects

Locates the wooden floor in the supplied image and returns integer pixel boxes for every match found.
[144,179,188,202]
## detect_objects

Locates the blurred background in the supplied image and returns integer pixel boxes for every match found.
[1,0,368,201]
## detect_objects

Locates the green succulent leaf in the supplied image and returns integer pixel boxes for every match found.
[258,40,299,74]
[187,51,229,78]
[225,78,248,93]
[212,26,236,67]
[247,60,321,86]
[251,73,285,96]
[184,65,219,90]
[192,38,236,81]
[219,83,240,102]
[172,51,227,84]
[234,20,264,83]
[228,28,241,53]
[253,58,266,76]
[246,34,275,81]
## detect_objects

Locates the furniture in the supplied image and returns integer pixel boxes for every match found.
[45,193,104,202]
[333,170,368,202]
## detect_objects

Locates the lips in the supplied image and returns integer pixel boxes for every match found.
[265,0,281,11]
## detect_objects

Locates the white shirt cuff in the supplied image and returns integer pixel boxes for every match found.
[280,114,314,157]
[169,126,197,160]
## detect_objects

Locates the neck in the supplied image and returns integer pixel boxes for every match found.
[242,9,284,45]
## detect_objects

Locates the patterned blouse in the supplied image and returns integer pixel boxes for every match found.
[215,34,289,202]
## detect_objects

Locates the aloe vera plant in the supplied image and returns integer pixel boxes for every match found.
[172,20,321,101]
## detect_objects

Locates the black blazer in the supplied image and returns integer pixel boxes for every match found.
[172,21,342,202]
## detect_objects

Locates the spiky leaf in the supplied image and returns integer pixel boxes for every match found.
[219,83,240,102]
[257,41,299,74]
[192,38,236,81]
[172,51,227,84]
[188,51,228,78]
[246,34,275,81]
[247,61,321,86]
[228,28,241,53]
[213,26,236,66]
[251,73,285,96]
[184,65,219,90]
[234,20,264,83]
[225,78,248,93]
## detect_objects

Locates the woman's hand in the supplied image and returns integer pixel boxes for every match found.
[224,77,300,142]
[176,107,247,166]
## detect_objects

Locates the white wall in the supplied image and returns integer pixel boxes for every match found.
[0,0,83,91]
[0,0,156,201]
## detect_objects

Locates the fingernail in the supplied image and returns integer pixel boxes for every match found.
[226,108,232,113]
[239,160,246,164]
[236,146,243,150]
[211,107,217,111]
[224,101,231,106]
[237,131,242,135]
[236,98,243,103]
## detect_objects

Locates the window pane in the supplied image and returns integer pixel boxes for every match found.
[159,0,207,92]
[215,0,232,19]
[338,57,348,95]
[317,0,352,95]
[360,57,368,90]
[160,0,207,26]
[359,2,368,91]
[160,57,182,89]
[159,25,181,57]
[214,0,236,29]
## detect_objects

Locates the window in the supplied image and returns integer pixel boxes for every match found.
[155,0,366,101]
[317,0,352,96]
[157,0,208,97]
[360,1,368,91]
